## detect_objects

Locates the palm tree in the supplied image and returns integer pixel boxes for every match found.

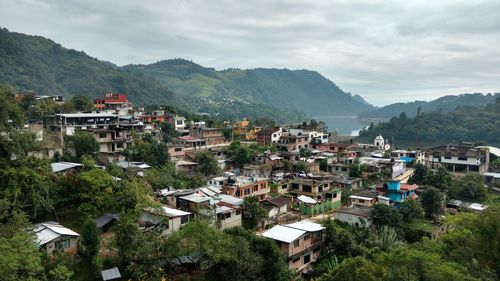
[370,225,401,251]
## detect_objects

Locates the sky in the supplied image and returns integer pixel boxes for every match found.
[1,0,500,106]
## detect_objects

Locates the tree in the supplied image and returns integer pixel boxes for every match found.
[371,204,402,228]
[48,264,73,281]
[370,226,401,252]
[160,122,176,143]
[165,220,237,271]
[195,150,220,176]
[319,159,328,172]
[282,159,292,172]
[299,147,311,158]
[242,196,266,229]
[74,168,115,217]
[399,199,424,222]
[449,173,487,202]
[319,256,386,281]
[115,211,146,265]
[424,167,452,192]
[70,95,93,112]
[80,219,101,276]
[410,163,428,185]
[0,212,45,281]
[295,161,310,173]
[227,141,251,167]
[421,187,443,219]
[70,132,99,158]
[0,85,24,131]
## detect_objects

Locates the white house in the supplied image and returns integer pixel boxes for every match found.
[34,222,80,255]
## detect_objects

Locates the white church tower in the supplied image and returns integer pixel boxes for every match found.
[374,134,385,149]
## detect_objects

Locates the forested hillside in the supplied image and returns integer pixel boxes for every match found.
[358,93,499,119]
[124,59,374,116]
[357,99,500,147]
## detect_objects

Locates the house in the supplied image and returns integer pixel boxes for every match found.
[426,145,489,174]
[95,213,120,232]
[263,220,324,273]
[256,127,283,145]
[288,128,329,144]
[139,206,192,235]
[359,157,406,179]
[333,177,363,189]
[447,199,488,212]
[277,135,309,152]
[101,267,121,281]
[190,127,226,146]
[221,176,270,201]
[349,194,377,208]
[261,196,290,220]
[174,135,206,149]
[390,150,425,164]
[333,207,372,227]
[288,178,333,200]
[174,116,186,130]
[93,93,132,116]
[386,181,418,205]
[34,222,80,255]
[215,205,242,229]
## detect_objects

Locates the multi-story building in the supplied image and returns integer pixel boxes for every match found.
[221,176,270,201]
[256,127,283,145]
[277,135,309,151]
[94,93,132,116]
[426,145,489,173]
[47,113,143,162]
[263,220,325,273]
[287,178,333,200]
[390,150,425,164]
[190,126,226,146]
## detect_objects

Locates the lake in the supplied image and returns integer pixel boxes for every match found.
[313,116,384,136]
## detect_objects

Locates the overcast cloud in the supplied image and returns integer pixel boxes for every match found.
[1,0,500,105]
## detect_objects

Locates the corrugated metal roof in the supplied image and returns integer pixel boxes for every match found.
[162,206,191,217]
[34,222,79,246]
[217,194,244,206]
[297,195,317,204]
[286,220,324,232]
[101,267,121,281]
[263,225,306,243]
[349,195,374,201]
[179,193,210,203]
[56,113,117,118]
[51,162,83,172]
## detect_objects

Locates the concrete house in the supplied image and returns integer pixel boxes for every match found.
[263,221,325,273]
[140,206,191,236]
[34,222,80,256]
[426,145,489,174]
[333,207,372,227]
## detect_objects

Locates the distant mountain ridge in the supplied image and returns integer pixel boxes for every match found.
[0,28,373,122]
[358,93,500,119]
[123,59,375,117]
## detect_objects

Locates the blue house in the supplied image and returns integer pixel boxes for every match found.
[386,181,418,206]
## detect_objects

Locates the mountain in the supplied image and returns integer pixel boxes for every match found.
[358,93,499,119]
[0,28,177,105]
[356,99,500,147]
[124,59,374,116]
[0,27,370,122]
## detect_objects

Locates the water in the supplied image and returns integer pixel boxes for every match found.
[313,115,376,136]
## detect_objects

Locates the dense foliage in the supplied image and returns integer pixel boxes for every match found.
[357,99,500,147]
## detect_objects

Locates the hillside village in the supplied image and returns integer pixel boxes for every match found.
[1,88,499,281]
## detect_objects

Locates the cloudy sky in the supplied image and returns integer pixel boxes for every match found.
[1,0,500,105]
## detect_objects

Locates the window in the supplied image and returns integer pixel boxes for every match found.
[303,254,311,264]
[236,210,241,215]
[282,185,287,190]
[244,189,250,195]
[302,185,312,193]
[253,185,258,192]
[236,190,241,197]
[332,193,338,198]
[318,185,323,192]
[177,120,183,125]
[304,234,310,241]
[291,183,299,190]
[99,133,107,138]
[359,199,365,203]
[458,156,468,161]
[294,240,300,247]
[292,257,300,263]
[56,239,70,250]
[175,147,182,152]
[444,156,451,159]
[181,215,189,224]
[273,134,277,137]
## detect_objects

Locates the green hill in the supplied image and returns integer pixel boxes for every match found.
[124,59,374,116]
[356,99,500,147]
[358,93,499,119]
[0,27,370,122]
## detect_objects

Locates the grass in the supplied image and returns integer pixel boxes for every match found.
[410,219,435,233]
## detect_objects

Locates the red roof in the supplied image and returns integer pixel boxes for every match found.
[400,184,418,191]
